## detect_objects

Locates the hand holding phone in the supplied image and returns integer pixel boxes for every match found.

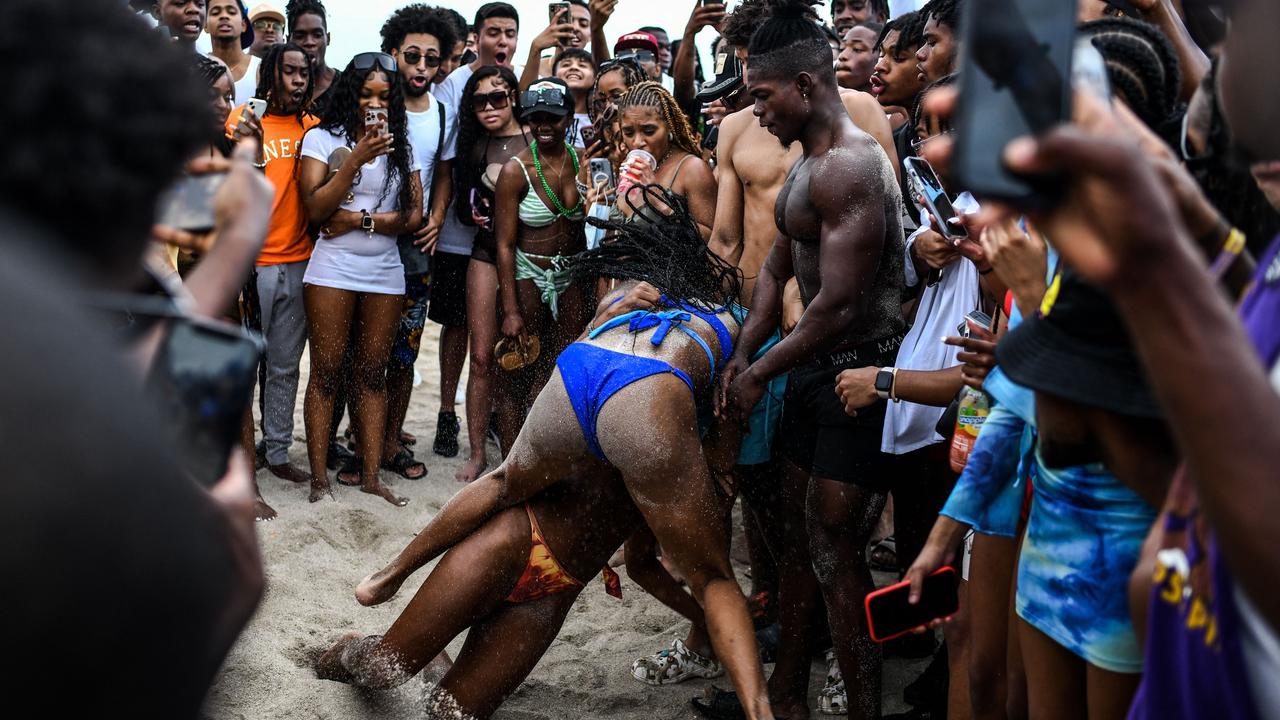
[245,97,268,119]
[904,157,967,240]
[580,124,598,149]
[588,158,614,192]
[866,567,960,643]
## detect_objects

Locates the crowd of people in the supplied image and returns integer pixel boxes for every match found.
[6,0,1280,719]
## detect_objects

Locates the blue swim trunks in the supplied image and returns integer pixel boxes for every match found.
[731,305,787,466]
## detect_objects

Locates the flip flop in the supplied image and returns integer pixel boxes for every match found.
[382,448,427,480]
[335,456,364,486]
[690,686,746,720]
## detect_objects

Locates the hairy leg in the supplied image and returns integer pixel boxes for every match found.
[355,371,599,606]
[806,477,887,720]
[302,285,357,501]
[461,260,501,482]
[1018,618,1086,720]
[968,533,1019,720]
[599,377,772,720]
[350,292,409,506]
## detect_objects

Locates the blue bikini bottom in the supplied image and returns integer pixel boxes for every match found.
[556,343,695,463]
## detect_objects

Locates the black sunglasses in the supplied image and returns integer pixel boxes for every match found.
[617,50,656,65]
[520,86,568,109]
[353,51,397,73]
[400,49,442,68]
[598,57,646,77]
[473,90,512,111]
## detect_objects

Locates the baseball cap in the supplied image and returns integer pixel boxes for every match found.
[996,264,1162,419]
[248,3,285,26]
[236,1,255,50]
[520,78,573,119]
[697,44,743,102]
[614,31,660,55]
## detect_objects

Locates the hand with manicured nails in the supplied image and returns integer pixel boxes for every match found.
[979,218,1047,312]
[944,322,998,390]
[350,119,393,166]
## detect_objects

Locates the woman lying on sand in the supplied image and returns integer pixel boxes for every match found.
[316,187,776,720]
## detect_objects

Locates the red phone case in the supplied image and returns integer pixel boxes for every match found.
[864,566,958,643]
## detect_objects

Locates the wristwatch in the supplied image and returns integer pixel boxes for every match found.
[361,209,374,235]
[874,367,898,401]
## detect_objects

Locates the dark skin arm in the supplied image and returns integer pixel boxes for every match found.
[674,3,725,113]
[588,0,617,68]
[494,157,527,337]
[299,124,394,223]
[412,158,454,253]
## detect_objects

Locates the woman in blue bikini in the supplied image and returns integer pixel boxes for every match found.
[346,186,777,720]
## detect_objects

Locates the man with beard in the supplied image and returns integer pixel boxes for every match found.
[712,1,905,718]
[425,1,520,459]
[247,42,317,487]
[248,3,285,59]
[377,4,458,475]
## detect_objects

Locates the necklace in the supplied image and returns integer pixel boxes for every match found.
[531,140,583,218]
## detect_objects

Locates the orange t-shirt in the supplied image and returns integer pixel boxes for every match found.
[230,107,319,265]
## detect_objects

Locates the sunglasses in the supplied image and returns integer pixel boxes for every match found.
[598,57,645,76]
[253,19,283,33]
[520,86,568,109]
[353,51,397,73]
[473,90,512,111]
[401,49,442,68]
[617,50,656,65]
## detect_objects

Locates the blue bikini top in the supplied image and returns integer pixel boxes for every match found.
[588,295,735,377]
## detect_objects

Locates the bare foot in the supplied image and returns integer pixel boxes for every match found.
[268,462,310,484]
[315,632,362,682]
[309,476,333,503]
[362,479,409,507]
[455,453,487,483]
[254,495,278,521]
[355,565,406,607]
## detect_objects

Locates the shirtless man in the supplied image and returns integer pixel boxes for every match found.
[714,2,906,719]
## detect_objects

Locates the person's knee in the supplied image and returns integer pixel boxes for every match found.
[470,345,495,375]
[623,547,662,586]
[354,361,390,392]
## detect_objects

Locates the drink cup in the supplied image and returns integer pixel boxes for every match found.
[616,149,656,198]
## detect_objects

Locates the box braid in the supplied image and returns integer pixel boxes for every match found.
[1080,16,1182,138]
[617,81,702,156]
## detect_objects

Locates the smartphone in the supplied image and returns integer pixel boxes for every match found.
[246,97,267,118]
[702,125,720,151]
[461,48,477,66]
[156,172,227,233]
[580,124,598,148]
[588,158,614,190]
[903,157,967,240]
[149,316,264,488]
[364,107,388,135]
[469,187,493,229]
[548,1,570,23]
[865,567,960,643]
[957,309,995,337]
[952,0,1076,206]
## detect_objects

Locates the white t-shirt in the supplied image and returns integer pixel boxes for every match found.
[566,112,592,147]
[432,64,477,256]
[233,55,262,105]
[401,95,449,275]
[881,192,981,455]
[299,127,420,295]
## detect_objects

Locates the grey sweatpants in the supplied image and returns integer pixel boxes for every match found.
[255,260,308,466]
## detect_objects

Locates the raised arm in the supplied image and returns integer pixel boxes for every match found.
[588,0,617,67]
[674,2,726,113]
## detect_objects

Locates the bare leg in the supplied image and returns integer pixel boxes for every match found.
[599,377,773,720]
[460,260,499,482]
[438,324,468,413]
[355,372,599,606]
[1018,619,1086,720]
[302,285,358,502]
[384,363,414,460]
[968,534,1019,720]
[947,580,973,720]
[806,476,887,720]
[1084,662,1141,720]
[1006,531,1029,720]
[624,526,713,657]
[350,292,410,506]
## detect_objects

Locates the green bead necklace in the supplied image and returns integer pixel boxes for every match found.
[531,140,583,218]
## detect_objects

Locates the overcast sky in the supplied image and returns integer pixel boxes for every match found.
[320,0,733,77]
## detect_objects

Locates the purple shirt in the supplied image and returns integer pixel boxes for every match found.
[1128,236,1280,720]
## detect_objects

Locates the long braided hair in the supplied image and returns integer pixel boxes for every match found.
[570,185,742,311]
[1079,17,1181,141]
[616,81,702,156]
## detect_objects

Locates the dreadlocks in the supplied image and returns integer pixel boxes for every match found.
[747,0,832,79]
[617,81,702,157]
[255,42,314,122]
[285,0,326,33]
[194,54,230,88]
[571,185,742,311]
[920,0,961,31]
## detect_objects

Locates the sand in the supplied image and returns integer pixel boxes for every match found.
[203,324,929,719]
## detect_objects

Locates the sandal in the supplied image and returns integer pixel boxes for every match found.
[382,449,427,480]
[399,429,417,446]
[869,535,899,572]
[335,456,364,486]
[632,638,723,686]
[818,648,848,714]
[690,685,746,720]
[326,440,356,470]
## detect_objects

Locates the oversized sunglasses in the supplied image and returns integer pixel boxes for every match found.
[253,19,283,33]
[352,51,397,73]
[473,90,512,111]
[401,49,442,68]
[616,50,656,65]
[520,86,568,108]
